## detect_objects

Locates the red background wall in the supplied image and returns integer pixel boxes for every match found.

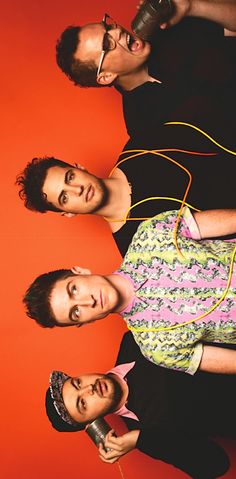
[1,1,236,478]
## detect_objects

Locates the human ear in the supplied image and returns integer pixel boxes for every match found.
[71,266,92,275]
[97,71,117,86]
[61,212,77,218]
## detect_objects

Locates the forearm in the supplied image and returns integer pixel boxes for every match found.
[200,345,236,373]
[99,429,140,463]
[193,209,236,238]
[189,0,236,31]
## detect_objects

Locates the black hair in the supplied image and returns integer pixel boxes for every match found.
[56,25,107,88]
[16,157,72,213]
[23,269,74,328]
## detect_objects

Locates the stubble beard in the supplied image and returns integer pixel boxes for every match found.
[105,373,123,414]
[89,178,109,214]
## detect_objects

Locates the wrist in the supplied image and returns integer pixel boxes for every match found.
[187,0,202,18]
[129,429,140,446]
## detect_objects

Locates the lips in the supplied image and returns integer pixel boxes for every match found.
[95,379,107,397]
[85,185,94,202]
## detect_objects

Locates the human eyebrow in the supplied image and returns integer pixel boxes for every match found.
[71,378,79,389]
[70,379,83,414]
[66,281,72,298]
[66,282,74,321]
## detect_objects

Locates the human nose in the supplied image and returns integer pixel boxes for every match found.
[80,383,94,395]
[77,296,96,308]
[67,184,84,196]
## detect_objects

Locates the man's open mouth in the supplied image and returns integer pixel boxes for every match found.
[126,32,144,52]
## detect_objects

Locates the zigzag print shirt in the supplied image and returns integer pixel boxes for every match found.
[116,208,236,374]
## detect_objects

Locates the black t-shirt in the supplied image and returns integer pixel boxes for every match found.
[113,132,236,256]
[122,18,236,142]
[116,333,236,437]
[112,19,236,257]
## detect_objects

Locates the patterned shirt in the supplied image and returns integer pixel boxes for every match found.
[116,208,236,374]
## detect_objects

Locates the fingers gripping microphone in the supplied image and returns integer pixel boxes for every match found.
[131,0,174,41]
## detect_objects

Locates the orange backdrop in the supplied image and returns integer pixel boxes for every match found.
[1,1,236,478]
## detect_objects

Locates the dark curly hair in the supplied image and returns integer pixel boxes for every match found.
[16,157,72,213]
[23,269,74,328]
[56,25,105,88]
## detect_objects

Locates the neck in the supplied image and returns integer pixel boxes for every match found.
[96,173,131,222]
[116,65,161,91]
[107,273,134,313]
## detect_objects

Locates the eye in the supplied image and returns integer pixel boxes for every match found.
[81,399,86,410]
[71,284,77,296]
[67,171,75,183]
[62,192,68,204]
[72,305,80,320]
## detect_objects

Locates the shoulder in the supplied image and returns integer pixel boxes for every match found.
[115,332,143,365]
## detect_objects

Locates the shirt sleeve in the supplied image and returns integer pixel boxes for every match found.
[181,206,202,240]
[130,207,201,241]
[132,331,204,375]
[123,208,202,274]
[154,206,202,240]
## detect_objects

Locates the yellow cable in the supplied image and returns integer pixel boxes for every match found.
[109,147,216,178]
[107,138,236,329]
[104,196,200,223]
[165,122,236,156]
[107,148,196,256]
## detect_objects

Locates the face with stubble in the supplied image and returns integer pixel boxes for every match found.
[42,165,108,215]
[62,373,122,423]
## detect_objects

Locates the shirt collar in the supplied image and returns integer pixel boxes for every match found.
[107,361,139,421]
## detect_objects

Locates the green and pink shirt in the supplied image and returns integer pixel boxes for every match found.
[116,208,236,374]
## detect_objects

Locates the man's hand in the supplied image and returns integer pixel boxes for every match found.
[159,0,192,29]
[137,1,236,31]
[98,429,140,464]
[137,0,191,29]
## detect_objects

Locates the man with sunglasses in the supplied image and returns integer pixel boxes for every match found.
[56,1,236,139]
[56,12,151,89]
[45,332,236,478]
[56,1,236,90]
